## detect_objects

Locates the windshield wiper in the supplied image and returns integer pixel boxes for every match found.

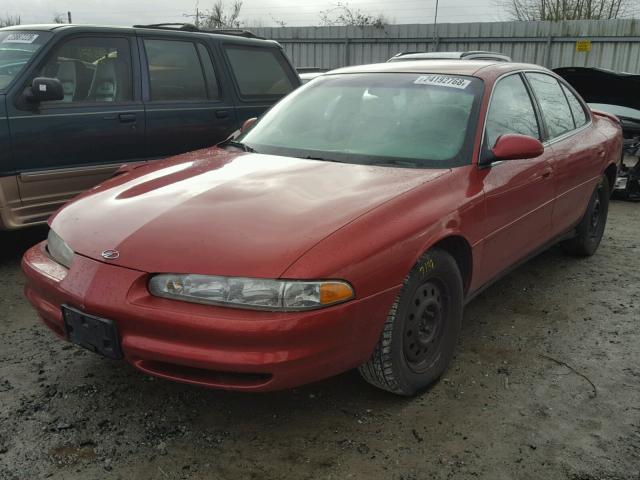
[367,158,420,168]
[302,155,344,163]
[219,138,256,153]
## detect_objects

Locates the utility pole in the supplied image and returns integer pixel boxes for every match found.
[184,1,201,28]
[67,11,72,23]
[432,0,440,50]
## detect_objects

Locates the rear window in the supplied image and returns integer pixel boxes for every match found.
[526,72,575,139]
[561,84,589,128]
[144,39,215,101]
[224,45,295,97]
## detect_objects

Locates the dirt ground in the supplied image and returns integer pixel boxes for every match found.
[0,201,638,480]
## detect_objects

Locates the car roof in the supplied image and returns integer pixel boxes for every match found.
[0,24,278,46]
[328,60,547,78]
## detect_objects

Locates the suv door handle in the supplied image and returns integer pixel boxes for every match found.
[215,110,230,119]
[118,113,137,123]
[542,168,552,178]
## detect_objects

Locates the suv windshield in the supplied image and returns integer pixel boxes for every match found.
[0,31,51,90]
[238,73,483,168]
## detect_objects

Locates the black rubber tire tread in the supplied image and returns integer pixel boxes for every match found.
[358,248,463,396]
[561,176,610,257]
[358,292,403,394]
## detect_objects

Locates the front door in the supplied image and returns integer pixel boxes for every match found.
[7,34,144,226]
[475,72,555,287]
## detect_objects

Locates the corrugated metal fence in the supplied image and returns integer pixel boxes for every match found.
[254,19,640,73]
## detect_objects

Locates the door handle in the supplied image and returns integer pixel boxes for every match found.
[118,113,137,123]
[215,110,230,119]
[542,167,552,178]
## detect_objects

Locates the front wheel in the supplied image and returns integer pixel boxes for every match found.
[561,176,610,257]
[358,249,463,396]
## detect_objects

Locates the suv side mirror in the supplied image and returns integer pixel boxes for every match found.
[24,77,64,102]
[491,134,544,161]
[241,117,258,133]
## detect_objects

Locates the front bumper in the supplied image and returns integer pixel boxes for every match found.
[22,242,399,392]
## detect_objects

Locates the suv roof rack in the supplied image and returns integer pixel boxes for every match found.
[133,23,262,39]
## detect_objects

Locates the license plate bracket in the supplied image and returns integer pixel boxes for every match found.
[62,305,123,360]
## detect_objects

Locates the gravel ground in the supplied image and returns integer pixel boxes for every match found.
[0,201,638,480]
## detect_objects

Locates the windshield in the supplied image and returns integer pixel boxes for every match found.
[0,31,51,90]
[238,73,483,168]
[589,103,640,121]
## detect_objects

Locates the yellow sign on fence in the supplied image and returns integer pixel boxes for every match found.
[576,40,592,52]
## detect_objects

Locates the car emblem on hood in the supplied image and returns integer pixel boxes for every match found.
[101,249,120,260]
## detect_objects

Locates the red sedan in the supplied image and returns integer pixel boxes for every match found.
[22,61,621,395]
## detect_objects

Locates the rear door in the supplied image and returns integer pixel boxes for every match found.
[525,72,604,236]
[140,35,237,158]
[476,72,555,286]
[7,33,144,225]
[221,42,299,124]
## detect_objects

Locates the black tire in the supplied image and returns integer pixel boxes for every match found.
[358,249,463,396]
[561,176,610,257]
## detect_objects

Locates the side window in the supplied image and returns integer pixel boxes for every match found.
[526,73,575,139]
[485,74,540,148]
[144,39,214,102]
[224,46,295,97]
[561,84,589,128]
[38,37,132,103]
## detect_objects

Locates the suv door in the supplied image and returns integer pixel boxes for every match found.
[222,43,299,123]
[525,72,604,237]
[476,72,555,286]
[7,34,144,226]
[140,36,237,158]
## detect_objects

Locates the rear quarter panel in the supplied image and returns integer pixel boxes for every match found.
[593,111,623,174]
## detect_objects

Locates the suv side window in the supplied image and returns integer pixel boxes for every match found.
[224,45,295,97]
[526,72,575,139]
[39,37,132,103]
[144,39,218,101]
[485,73,540,148]
[561,84,589,128]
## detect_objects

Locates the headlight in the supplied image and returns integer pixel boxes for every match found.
[47,229,74,268]
[148,274,354,311]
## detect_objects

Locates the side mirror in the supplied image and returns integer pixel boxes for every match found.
[241,117,258,133]
[24,77,64,102]
[491,133,544,161]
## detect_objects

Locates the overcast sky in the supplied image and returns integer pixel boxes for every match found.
[3,0,504,27]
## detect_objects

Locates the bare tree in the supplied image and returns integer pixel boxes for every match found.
[185,1,243,29]
[0,14,21,27]
[320,2,392,28]
[52,13,67,24]
[498,0,638,20]
[269,13,287,27]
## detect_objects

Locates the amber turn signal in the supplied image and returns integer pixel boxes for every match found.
[319,282,355,305]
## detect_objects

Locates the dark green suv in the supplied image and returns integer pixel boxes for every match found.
[0,23,300,229]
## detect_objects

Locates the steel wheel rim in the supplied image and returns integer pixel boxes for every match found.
[403,280,448,373]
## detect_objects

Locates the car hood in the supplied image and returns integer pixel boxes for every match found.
[51,148,448,278]
[554,67,640,111]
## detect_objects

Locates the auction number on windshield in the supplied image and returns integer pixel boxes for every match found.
[414,75,471,89]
